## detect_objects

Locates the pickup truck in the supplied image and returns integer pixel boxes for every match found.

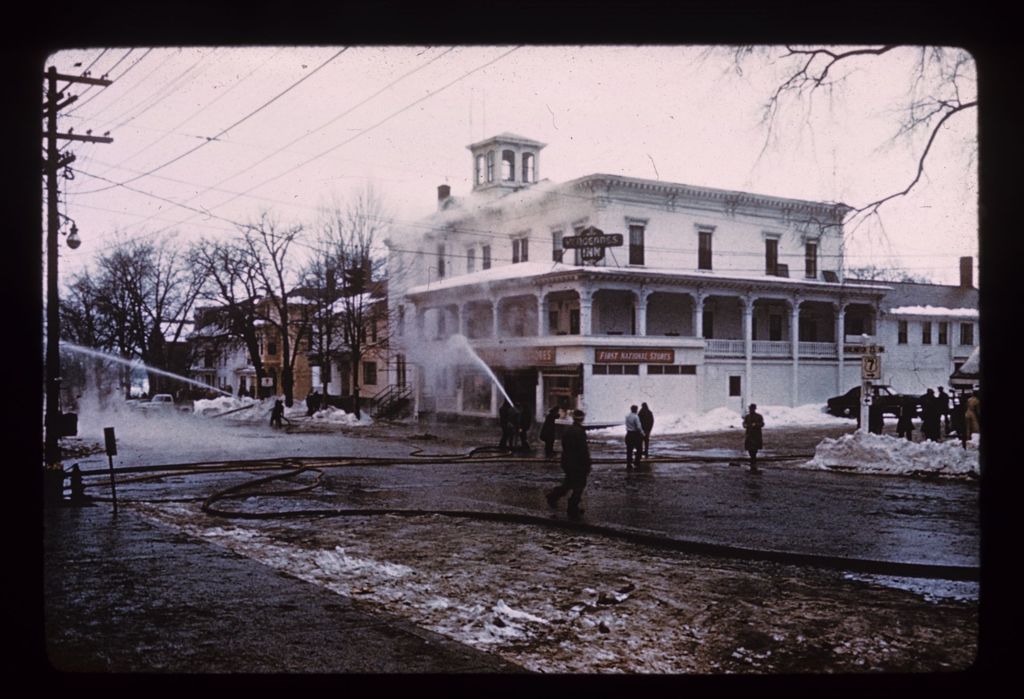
[826,385,911,419]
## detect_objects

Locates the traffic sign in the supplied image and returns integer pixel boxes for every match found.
[861,355,881,380]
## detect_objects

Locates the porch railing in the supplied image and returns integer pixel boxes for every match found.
[704,339,838,358]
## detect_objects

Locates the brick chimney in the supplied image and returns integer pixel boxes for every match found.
[437,184,451,210]
[959,256,974,288]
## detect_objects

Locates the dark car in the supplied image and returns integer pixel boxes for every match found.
[826,385,910,419]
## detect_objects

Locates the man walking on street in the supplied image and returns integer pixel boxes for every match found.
[546,409,592,520]
[625,404,644,471]
[638,402,654,458]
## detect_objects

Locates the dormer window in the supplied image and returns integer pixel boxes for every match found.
[502,150,515,181]
[522,153,535,182]
[486,151,495,183]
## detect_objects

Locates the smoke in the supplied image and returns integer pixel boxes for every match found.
[403,333,513,408]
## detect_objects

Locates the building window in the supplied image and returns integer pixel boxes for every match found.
[437,244,446,279]
[765,238,779,276]
[629,224,645,265]
[512,237,529,263]
[648,365,693,375]
[698,229,713,270]
[363,361,377,386]
[805,241,818,278]
[475,155,485,185]
[938,321,949,345]
[552,230,564,263]
[522,152,535,182]
[370,315,378,343]
[569,308,580,335]
[482,245,491,270]
[268,340,277,356]
[594,364,639,375]
[799,317,817,342]
[502,150,515,181]
[729,376,741,397]
[921,321,932,344]
[897,320,907,344]
[960,322,974,345]
[437,311,447,339]
[548,310,559,334]
[466,247,475,274]
[486,151,495,182]
[769,314,783,342]
[702,311,714,339]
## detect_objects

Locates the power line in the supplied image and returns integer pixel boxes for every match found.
[125,46,523,243]
[76,47,349,195]
[64,48,137,115]
[81,47,459,234]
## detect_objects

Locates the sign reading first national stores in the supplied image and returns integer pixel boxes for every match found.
[596,348,675,363]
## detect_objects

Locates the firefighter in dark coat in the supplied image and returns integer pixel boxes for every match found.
[920,388,941,441]
[896,395,916,441]
[516,402,532,450]
[638,402,654,458]
[539,407,560,458]
[498,400,514,449]
[742,403,765,473]
[546,410,591,520]
[270,399,285,428]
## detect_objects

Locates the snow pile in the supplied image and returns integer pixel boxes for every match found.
[308,405,373,426]
[805,431,980,479]
[591,403,847,436]
[192,395,260,415]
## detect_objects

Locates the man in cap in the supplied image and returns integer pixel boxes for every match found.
[546,409,592,520]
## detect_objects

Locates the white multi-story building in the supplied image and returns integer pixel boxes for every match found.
[385,133,976,424]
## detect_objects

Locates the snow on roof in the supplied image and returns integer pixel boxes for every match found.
[405,261,889,296]
[957,346,980,375]
[888,305,979,318]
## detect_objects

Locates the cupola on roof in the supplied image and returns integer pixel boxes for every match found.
[467,133,546,193]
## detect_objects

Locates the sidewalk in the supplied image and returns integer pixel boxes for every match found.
[42,501,526,674]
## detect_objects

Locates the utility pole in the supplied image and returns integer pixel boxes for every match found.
[43,66,112,471]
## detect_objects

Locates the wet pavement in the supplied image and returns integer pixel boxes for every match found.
[41,418,982,674]
[43,502,525,674]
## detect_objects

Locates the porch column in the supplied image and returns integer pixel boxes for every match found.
[579,289,593,336]
[536,293,545,337]
[791,298,801,407]
[836,303,846,394]
[636,291,648,336]
[693,291,705,338]
[460,302,471,338]
[743,295,754,408]
[491,297,500,338]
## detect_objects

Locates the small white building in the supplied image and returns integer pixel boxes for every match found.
[385,133,977,425]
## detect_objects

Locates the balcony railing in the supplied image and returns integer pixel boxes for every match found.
[799,341,838,358]
[704,339,839,358]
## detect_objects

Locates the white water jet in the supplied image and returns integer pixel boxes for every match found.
[444,334,514,405]
[59,341,232,397]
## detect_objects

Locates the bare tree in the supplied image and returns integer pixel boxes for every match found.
[240,212,309,407]
[313,186,391,419]
[724,45,976,243]
[845,264,932,284]
[189,237,269,397]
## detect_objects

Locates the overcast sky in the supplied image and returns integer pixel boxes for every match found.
[46,45,978,285]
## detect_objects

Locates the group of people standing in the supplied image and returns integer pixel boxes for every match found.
[498,400,533,451]
[893,386,980,448]
[624,403,655,470]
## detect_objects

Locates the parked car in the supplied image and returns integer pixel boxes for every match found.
[826,385,910,419]
[135,394,191,414]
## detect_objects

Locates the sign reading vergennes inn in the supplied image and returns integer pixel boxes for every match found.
[595,348,675,363]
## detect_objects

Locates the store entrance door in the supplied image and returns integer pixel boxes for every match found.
[501,368,538,425]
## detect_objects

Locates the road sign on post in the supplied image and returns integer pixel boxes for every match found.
[861,354,881,380]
